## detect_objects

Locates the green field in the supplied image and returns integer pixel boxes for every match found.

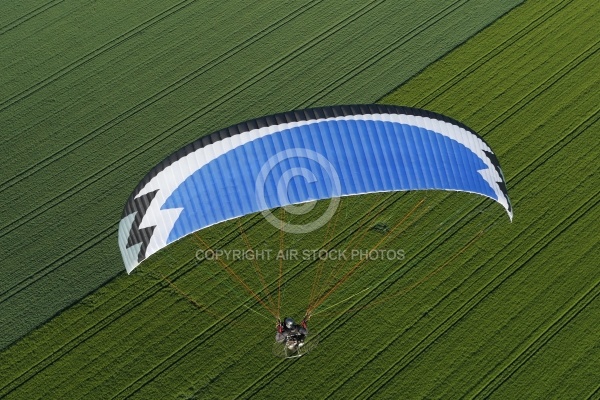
[0,0,521,349]
[1,0,599,398]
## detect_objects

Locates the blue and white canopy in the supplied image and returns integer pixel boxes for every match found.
[119,105,511,273]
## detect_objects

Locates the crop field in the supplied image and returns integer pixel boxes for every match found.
[0,0,521,349]
[1,0,599,399]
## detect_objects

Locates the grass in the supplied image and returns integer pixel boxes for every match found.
[2,0,599,398]
[0,0,522,350]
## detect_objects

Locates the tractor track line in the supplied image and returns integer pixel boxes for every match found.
[476,40,600,136]
[473,265,600,398]
[0,0,201,113]
[9,108,596,396]
[258,148,592,394]
[113,195,405,398]
[0,2,91,51]
[298,0,469,108]
[0,0,326,193]
[0,0,385,241]
[241,104,599,397]
[343,123,600,397]
[355,192,599,399]
[1,52,594,355]
[0,213,267,397]
[1,193,400,396]
[413,0,575,108]
[587,384,600,400]
[0,0,65,36]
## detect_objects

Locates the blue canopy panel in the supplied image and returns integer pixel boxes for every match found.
[119,105,512,273]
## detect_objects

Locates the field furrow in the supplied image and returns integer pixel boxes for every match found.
[298,0,470,107]
[321,110,599,397]
[474,273,600,398]
[0,0,326,194]
[246,124,597,394]
[352,191,599,399]
[1,0,597,398]
[0,0,521,351]
[0,0,200,111]
[0,215,269,396]
[413,0,574,107]
[0,194,401,396]
[0,0,64,35]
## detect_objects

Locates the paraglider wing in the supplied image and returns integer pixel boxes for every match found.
[119,105,512,273]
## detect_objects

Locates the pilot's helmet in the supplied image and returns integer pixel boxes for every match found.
[284,317,295,329]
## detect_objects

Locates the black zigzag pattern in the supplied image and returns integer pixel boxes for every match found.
[124,190,158,262]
